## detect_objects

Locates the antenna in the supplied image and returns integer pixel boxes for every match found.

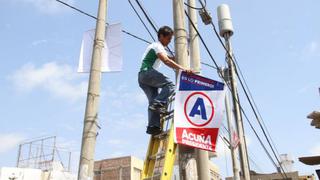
[217,4,234,37]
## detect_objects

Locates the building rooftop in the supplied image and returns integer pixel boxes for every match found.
[299,156,320,165]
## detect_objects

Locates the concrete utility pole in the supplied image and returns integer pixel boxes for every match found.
[78,0,107,179]
[173,0,189,179]
[187,0,210,179]
[173,0,189,68]
[187,0,201,74]
[222,68,241,180]
[217,4,251,180]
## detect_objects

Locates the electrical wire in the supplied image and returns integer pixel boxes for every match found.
[202,2,281,161]
[198,3,287,177]
[232,54,282,158]
[127,1,269,175]
[201,61,218,69]
[199,0,280,173]
[121,30,151,44]
[135,0,159,30]
[127,0,284,177]
[219,132,265,176]
[129,1,175,57]
[134,0,158,32]
[184,9,289,179]
[184,0,207,10]
[184,5,279,175]
[128,0,155,41]
[132,0,178,57]
[56,0,96,19]
[55,0,151,44]
[130,0,217,72]
[59,0,282,176]
[194,0,287,177]
[128,1,274,175]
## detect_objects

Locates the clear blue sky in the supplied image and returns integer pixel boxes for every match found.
[0,0,319,178]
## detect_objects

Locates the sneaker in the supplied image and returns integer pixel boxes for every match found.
[149,102,167,114]
[157,107,168,114]
[146,126,162,135]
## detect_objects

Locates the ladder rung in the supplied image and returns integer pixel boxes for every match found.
[143,173,161,180]
[161,114,173,123]
[162,110,174,117]
[148,151,165,160]
[164,114,174,121]
[153,130,169,139]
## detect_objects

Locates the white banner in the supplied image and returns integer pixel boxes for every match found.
[78,23,123,73]
[174,71,226,152]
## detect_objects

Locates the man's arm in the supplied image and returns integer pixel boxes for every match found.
[157,53,192,73]
[168,56,175,61]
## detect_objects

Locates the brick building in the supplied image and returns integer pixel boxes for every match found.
[94,156,143,180]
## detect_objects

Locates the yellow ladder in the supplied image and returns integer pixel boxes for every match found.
[141,96,177,180]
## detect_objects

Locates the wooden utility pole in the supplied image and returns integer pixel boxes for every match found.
[78,0,107,179]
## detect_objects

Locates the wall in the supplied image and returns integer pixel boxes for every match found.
[0,167,42,180]
[0,167,76,180]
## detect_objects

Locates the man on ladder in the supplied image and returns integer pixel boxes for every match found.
[138,26,193,135]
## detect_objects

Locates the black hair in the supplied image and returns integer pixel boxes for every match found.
[157,26,174,39]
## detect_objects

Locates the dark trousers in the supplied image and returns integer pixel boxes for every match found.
[138,69,175,128]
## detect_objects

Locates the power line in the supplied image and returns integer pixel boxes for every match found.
[128,1,278,175]
[201,62,218,70]
[127,1,270,176]
[184,0,207,10]
[60,0,284,176]
[86,0,280,176]
[135,0,159,30]
[121,30,151,44]
[202,2,281,160]
[193,0,287,177]
[129,0,217,71]
[55,0,151,44]
[128,0,155,41]
[126,0,284,176]
[131,0,182,57]
[184,9,289,179]
[184,6,269,171]
[198,3,287,177]
[54,0,276,177]
[57,0,225,148]
[134,0,158,32]
[219,131,265,175]
[232,54,282,157]
[56,0,96,19]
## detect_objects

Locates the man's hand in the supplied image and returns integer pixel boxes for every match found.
[182,68,194,74]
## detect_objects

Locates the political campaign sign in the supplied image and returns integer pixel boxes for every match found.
[174,71,226,152]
